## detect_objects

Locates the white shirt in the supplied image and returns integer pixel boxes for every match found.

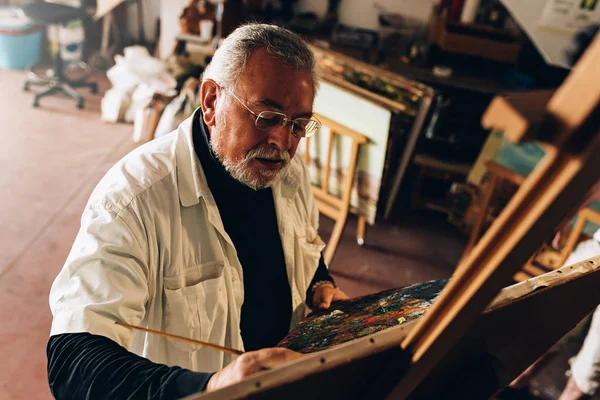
[49,114,325,372]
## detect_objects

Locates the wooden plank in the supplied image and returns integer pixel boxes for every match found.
[482,90,554,143]
[547,35,600,133]
[357,215,367,245]
[315,114,369,145]
[321,130,335,194]
[580,208,600,225]
[462,173,500,258]
[188,320,416,400]
[340,142,360,207]
[314,199,339,221]
[312,188,343,209]
[462,160,527,259]
[513,271,532,282]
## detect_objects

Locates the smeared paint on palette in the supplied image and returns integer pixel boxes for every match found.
[278,279,448,353]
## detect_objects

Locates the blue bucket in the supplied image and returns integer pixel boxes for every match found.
[0,8,42,70]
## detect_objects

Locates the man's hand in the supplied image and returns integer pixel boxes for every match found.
[205,348,303,392]
[312,283,349,310]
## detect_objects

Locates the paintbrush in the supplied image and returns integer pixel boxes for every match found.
[115,321,245,356]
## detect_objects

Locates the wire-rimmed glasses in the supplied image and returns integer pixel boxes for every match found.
[221,86,321,138]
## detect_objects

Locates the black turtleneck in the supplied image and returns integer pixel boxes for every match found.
[192,111,333,351]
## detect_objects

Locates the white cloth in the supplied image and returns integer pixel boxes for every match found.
[565,230,600,395]
[571,305,600,395]
[49,113,326,372]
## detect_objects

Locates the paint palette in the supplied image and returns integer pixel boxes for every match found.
[278,279,448,353]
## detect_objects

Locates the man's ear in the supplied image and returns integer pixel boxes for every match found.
[200,79,219,128]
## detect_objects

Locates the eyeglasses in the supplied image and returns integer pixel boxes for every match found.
[220,86,321,138]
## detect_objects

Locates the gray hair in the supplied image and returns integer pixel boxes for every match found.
[202,23,319,94]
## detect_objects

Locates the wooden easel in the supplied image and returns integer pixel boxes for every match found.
[304,114,368,265]
[391,29,600,397]
[187,33,600,400]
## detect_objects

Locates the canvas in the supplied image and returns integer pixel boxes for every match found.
[278,279,448,354]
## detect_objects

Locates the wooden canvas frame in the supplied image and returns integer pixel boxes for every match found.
[186,34,600,399]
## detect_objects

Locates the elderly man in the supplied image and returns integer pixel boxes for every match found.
[47,24,348,399]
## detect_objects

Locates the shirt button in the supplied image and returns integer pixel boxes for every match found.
[232,275,238,282]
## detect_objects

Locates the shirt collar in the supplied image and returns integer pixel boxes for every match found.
[175,109,208,207]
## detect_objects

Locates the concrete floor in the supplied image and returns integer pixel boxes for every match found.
[0,69,580,399]
[0,70,138,399]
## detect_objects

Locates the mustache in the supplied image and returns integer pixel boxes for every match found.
[245,144,290,163]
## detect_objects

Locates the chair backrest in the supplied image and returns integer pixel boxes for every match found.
[304,113,368,209]
[304,113,368,264]
[514,207,600,282]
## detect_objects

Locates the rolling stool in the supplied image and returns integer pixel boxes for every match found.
[21,2,97,109]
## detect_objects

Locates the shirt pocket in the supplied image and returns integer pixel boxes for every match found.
[299,225,326,254]
[163,261,225,352]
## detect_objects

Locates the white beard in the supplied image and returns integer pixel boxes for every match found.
[211,140,291,191]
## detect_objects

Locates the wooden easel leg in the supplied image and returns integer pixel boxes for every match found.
[357,215,367,246]
[461,174,500,263]
[324,215,348,265]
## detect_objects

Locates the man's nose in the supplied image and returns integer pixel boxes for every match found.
[266,122,292,151]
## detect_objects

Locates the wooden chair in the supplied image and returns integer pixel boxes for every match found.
[304,114,368,265]
[514,207,600,282]
[461,159,599,282]
[458,90,556,261]
[461,160,526,261]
